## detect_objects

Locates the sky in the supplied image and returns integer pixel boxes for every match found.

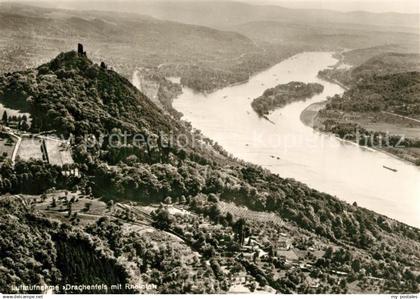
[0,0,418,14]
[260,0,420,14]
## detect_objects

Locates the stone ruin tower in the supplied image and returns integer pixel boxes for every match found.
[77,43,86,57]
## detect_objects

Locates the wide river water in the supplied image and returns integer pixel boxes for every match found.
[172,52,420,228]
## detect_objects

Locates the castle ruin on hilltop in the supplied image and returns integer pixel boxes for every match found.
[77,43,86,57]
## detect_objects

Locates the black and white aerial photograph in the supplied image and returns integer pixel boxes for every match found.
[0,0,419,296]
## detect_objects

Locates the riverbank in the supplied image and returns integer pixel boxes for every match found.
[301,103,419,167]
[301,100,420,167]
[300,100,326,128]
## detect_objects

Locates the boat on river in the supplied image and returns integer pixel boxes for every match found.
[383,165,398,172]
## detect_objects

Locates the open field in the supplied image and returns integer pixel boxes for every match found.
[14,135,74,166]
[15,136,44,162]
[218,201,285,226]
[346,112,420,140]
[33,191,113,226]
[362,122,420,140]
[44,138,73,166]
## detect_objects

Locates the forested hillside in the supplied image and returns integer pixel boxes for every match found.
[326,72,420,117]
[0,196,133,294]
[319,52,420,87]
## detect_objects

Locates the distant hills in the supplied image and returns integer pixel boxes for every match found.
[0,2,418,97]
[232,20,419,52]
[0,3,269,93]
[351,53,420,79]
[35,1,420,32]
[319,52,420,87]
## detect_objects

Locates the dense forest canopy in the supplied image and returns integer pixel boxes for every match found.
[326,72,420,117]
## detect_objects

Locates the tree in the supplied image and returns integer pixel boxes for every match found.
[40,193,47,202]
[164,196,172,205]
[226,212,233,225]
[253,251,258,263]
[339,279,347,290]
[2,111,8,124]
[84,202,92,212]
[20,120,30,131]
[153,207,173,230]
[234,218,247,245]
[67,203,72,216]
[179,195,187,204]
[208,204,222,221]
[249,282,257,292]
[208,193,219,203]
[107,200,114,210]
[351,259,361,273]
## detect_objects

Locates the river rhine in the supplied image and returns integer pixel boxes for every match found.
[171,52,420,228]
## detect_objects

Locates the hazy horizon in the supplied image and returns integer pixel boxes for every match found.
[0,0,418,14]
[253,0,419,14]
